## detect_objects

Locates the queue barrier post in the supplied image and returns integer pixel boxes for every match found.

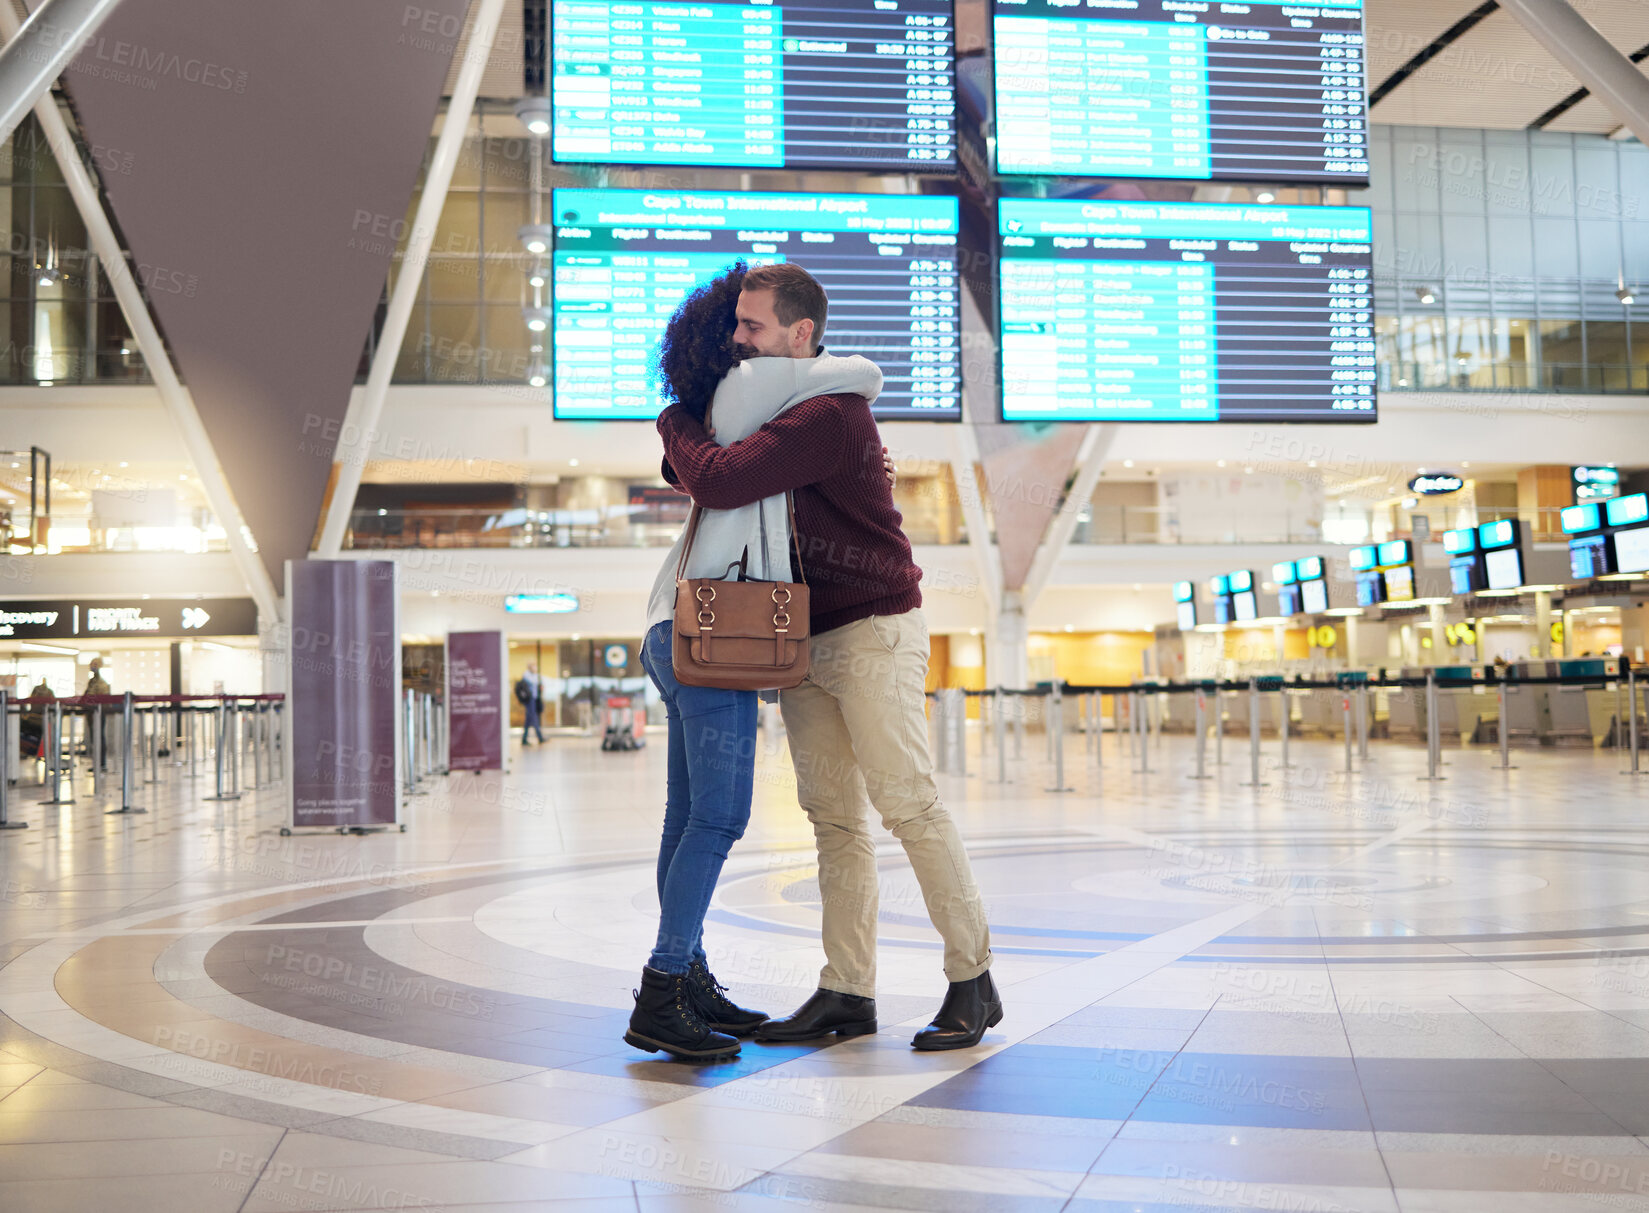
[205,697,240,802]
[1342,689,1354,775]
[1213,687,1224,767]
[1092,692,1102,770]
[1356,684,1371,761]
[43,700,71,805]
[404,689,425,797]
[1241,680,1268,788]
[148,705,161,785]
[1045,684,1071,793]
[1278,686,1293,770]
[1495,677,1519,772]
[108,691,145,814]
[993,689,1008,785]
[1420,672,1445,783]
[0,690,23,830]
[1190,689,1211,781]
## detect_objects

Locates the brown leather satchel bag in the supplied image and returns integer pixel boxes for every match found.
[672,494,810,690]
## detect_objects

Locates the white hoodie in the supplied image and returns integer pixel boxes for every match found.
[645,352,883,632]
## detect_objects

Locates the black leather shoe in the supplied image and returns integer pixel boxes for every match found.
[685,961,768,1036]
[911,972,1002,1051]
[623,967,741,1061]
[754,988,877,1042]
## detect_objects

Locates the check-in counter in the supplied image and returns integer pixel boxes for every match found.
[1497,659,1624,747]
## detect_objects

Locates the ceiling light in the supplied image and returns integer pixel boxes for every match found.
[529,373,547,388]
[569,458,580,467]
[21,641,77,655]
[514,96,551,137]
[119,461,128,468]
[1255,190,1276,204]
[518,223,553,255]
[523,306,549,333]
[528,268,547,288]
[1415,286,1437,305]
[1122,459,1134,468]
[1216,459,1226,468]
[1618,286,1636,305]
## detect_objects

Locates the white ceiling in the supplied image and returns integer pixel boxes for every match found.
[1369,0,1649,134]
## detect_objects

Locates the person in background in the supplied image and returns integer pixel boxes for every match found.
[517,663,545,746]
[83,658,111,770]
[19,677,54,758]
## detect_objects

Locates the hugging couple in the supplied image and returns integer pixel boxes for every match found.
[625,261,1001,1061]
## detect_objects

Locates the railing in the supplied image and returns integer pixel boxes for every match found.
[343,506,971,551]
[5,522,231,556]
[1380,361,1649,394]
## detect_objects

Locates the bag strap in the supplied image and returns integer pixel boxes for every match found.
[786,492,807,587]
[674,503,704,582]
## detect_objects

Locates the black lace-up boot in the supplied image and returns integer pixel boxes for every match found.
[624,967,741,1061]
[685,961,768,1036]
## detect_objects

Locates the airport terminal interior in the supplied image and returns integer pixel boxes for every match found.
[6,0,1649,1208]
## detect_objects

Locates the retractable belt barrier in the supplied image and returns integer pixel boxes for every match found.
[0,692,285,827]
[925,663,1637,788]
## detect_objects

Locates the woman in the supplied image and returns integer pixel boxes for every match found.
[625,262,884,1061]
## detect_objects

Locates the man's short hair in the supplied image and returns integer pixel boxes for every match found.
[742,262,828,344]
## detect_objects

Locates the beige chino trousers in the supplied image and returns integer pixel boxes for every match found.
[779,608,992,998]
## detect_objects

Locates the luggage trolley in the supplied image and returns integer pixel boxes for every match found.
[600,694,647,751]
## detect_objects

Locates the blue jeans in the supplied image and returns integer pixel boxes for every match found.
[522,699,544,742]
[638,619,756,975]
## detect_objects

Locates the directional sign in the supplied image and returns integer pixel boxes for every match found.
[0,597,257,640]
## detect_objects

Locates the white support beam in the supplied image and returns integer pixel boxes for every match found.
[1499,0,1649,147]
[0,0,123,146]
[1021,423,1116,609]
[315,0,508,558]
[0,5,280,621]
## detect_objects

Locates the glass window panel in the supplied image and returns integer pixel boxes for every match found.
[481,192,526,260]
[1587,320,1629,386]
[30,298,84,382]
[1394,133,1441,213]
[425,304,483,384]
[1395,212,1443,281]
[1577,219,1622,280]
[1486,216,1534,279]
[1575,146,1620,218]
[435,191,479,261]
[1540,318,1585,388]
[1439,134,1485,216]
[391,298,429,382]
[1532,216,1579,280]
[480,305,534,384]
[1441,214,1488,281]
[427,256,479,303]
[1530,140,1576,217]
[445,136,481,190]
[91,300,143,381]
[483,253,532,304]
[1483,130,1533,217]
[483,135,534,192]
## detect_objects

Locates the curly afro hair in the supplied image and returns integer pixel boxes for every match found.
[655,259,747,423]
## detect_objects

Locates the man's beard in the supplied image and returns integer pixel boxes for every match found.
[733,341,763,360]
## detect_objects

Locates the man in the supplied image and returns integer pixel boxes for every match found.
[517,663,545,745]
[83,658,112,771]
[657,262,999,1051]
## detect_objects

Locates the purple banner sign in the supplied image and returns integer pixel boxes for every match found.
[447,632,505,772]
[286,560,400,830]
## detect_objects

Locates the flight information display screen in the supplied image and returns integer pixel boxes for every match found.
[998,199,1376,422]
[992,0,1368,183]
[551,0,956,171]
[551,188,962,421]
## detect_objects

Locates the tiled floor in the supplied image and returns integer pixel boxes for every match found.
[5,721,1649,1210]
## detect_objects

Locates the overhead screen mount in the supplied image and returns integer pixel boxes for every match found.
[997,199,1376,423]
[551,0,958,172]
[991,0,1368,184]
[550,188,963,421]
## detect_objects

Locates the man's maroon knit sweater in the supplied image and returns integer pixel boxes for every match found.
[658,392,922,635]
